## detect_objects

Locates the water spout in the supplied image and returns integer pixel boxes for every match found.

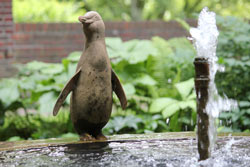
[190,7,237,161]
[193,57,211,160]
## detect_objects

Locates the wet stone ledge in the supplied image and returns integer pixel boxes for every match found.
[0,132,250,151]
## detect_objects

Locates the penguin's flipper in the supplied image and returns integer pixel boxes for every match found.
[53,68,82,116]
[111,69,127,110]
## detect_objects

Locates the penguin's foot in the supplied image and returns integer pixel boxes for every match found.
[79,133,95,141]
[95,133,108,141]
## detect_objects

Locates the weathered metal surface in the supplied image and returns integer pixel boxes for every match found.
[194,57,210,160]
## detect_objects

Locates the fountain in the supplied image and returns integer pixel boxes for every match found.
[0,8,249,167]
[190,7,237,160]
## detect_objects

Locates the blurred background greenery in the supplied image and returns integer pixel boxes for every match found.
[0,0,249,141]
[13,0,250,22]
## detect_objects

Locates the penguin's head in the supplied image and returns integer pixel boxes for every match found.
[78,11,105,36]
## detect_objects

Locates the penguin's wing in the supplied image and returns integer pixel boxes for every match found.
[111,69,127,110]
[53,67,82,116]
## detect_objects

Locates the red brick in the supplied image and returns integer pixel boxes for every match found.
[0,11,11,15]
[0,0,12,2]
[12,33,30,40]
[5,42,13,45]
[3,4,11,8]
[0,35,7,39]
[4,17,12,22]
[0,50,6,58]
[5,29,13,33]
[15,24,22,31]
[43,24,48,31]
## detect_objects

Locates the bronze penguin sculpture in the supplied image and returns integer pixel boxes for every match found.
[53,11,127,141]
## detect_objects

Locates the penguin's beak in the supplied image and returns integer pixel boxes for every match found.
[78,16,93,24]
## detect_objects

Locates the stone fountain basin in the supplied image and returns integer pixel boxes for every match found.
[1,132,250,167]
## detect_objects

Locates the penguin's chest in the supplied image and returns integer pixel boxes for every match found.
[70,59,113,124]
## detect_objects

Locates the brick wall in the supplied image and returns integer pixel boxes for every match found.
[13,20,196,64]
[13,23,84,63]
[0,0,15,77]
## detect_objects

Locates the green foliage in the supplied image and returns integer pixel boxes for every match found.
[104,36,196,133]
[0,109,73,140]
[0,51,80,138]
[219,101,250,132]
[216,16,250,132]
[0,36,196,140]
[13,0,85,23]
[13,0,250,22]
[103,114,167,134]
[150,79,196,118]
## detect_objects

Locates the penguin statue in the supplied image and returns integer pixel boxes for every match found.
[53,11,127,141]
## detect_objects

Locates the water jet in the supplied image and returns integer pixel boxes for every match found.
[190,7,237,161]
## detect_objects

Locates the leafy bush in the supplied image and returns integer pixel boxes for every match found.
[216,16,250,132]
[0,36,196,140]
[106,37,196,132]
[13,0,250,22]
[13,0,85,23]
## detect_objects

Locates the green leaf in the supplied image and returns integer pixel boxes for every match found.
[187,91,196,100]
[127,40,158,64]
[60,133,78,138]
[0,79,20,107]
[167,38,195,65]
[128,50,150,64]
[124,39,139,51]
[38,92,57,117]
[26,61,49,71]
[106,37,123,50]
[169,110,181,131]
[106,37,126,59]
[218,127,233,133]
[106,116,142,132]
[239,101,250,107]
[149,98,177,113]
[161,100,196,119]
[62,58,70,70]
[152,36,173,56]
[178,100,196,111]
[40,64,64,75]
[175,78,194,100]
[246,109,250,114]
[67,63,77,77]
[36,84,61,92]
[54,73,69,86]
[7,136,24,141]
[18,77,36,90]
[232,113,241,122]
[134,74,157,86]
[162,103,180,118]
[66,51,81,62]
[242,117,250,126]
[123,83,136,96]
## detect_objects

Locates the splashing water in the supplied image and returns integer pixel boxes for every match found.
[1,137,250,167]
[190,7,219,61]
[190,7,237,155]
